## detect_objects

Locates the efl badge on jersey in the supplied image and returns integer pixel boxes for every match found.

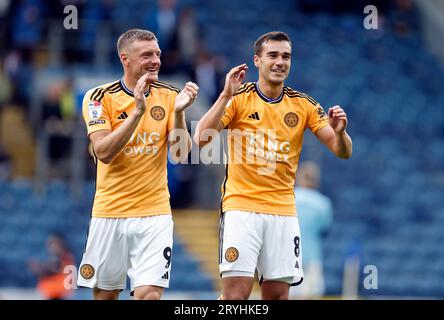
[80,264,95,279]
[150,106,165,121]
[284,112,299,127]
[88,101,102,120]
[225,247,239,263]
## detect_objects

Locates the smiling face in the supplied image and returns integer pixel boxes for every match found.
[254,40,292,86]
[120,39,161,83]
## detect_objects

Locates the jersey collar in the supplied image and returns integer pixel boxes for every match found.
[120,78,150,98]
[255,82,284,104]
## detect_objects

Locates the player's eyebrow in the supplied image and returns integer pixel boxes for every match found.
[140,49,162,56]
[266,51,291,57]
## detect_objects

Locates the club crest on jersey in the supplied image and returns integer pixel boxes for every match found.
[88,101,102,120]
[225,247,239,263]
[151,106,165,121]
[80,264,95,279]
[284,112,299,127]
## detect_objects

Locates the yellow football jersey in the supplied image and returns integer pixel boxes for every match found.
[82,79,179,218]
[220,82,329,216]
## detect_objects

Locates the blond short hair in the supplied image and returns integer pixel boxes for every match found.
[117,29,158,55]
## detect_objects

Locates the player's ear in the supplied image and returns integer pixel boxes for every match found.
[120,52,129,67]
[253,55,260,67]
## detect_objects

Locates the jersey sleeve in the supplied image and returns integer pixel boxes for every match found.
[82,88,112,136]
[220,96,238,129]
[307,100,329,134]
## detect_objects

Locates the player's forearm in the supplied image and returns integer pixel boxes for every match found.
[194,92,231,146]
[169,111,191,162]
[94,110,143,163]
[333,131,352,159]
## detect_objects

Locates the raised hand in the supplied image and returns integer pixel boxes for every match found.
[174,82,199,113]
[328,105,348,133]
[134,73,151,115]
[222,64,248,97]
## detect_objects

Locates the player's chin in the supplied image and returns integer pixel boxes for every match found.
[269,76,285,85]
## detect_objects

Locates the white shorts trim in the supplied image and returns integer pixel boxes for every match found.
[221,270,254,278]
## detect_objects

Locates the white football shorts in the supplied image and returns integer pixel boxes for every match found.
[219,210,303,286]
[77,215,173,292]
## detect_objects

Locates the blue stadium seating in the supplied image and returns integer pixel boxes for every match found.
[0,179,213,292]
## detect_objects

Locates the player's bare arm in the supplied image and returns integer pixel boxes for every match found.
[193,63,248,147]
[168,81,199,162]
[89,73,151,164]
[316,105,352,159]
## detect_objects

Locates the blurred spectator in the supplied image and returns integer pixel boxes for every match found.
[59,77,76,120]
[28,233,76,300]
[0,58,13,106]
[175,7,199,77]
[194,50,217,102]
[143,0,179,74]
[193,50,226,103]
[155,0,178,51]
[289,161,333,299]
[41,79,76,177]
[4,50,33,106]
[0,0,12,52]
[11,0,45,55]
[168,161,194,208]
[0,144,12,181]
[42,82,63,122]
[391,0,417,36]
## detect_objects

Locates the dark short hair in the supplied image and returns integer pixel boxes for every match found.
[254,31,292,56]
[117,29,158,55]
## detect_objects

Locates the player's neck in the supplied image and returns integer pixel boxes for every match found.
[256,80,283,100]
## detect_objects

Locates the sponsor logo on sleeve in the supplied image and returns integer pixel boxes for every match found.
[316,106,327,118]
[88,101,102,120]
[89,120,105,126]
